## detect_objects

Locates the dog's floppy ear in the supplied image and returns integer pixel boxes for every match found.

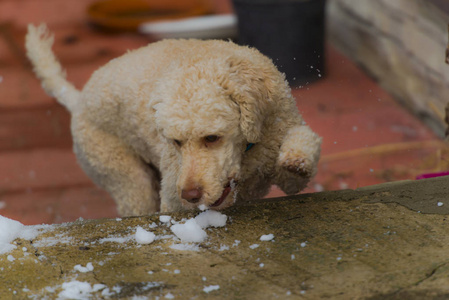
[223,57,274,143]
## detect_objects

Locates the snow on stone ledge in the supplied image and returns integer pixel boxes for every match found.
[170,210,227,243]
[0,209,228,255]
[203,285,220,293]
[194,210,227,228]
[0,215,48,255]
[170,219,208,243]
[260,234,275,241]
[135,226,156,244]
[73,262,94,273]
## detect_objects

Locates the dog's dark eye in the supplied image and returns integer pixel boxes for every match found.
[204,135,220,143]
[173,139,182,146]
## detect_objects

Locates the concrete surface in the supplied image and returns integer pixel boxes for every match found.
[2,176,449,299]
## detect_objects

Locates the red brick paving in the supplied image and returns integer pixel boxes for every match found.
[0,0,446,224]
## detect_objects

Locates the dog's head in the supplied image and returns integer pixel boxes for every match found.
[153,51,282,210]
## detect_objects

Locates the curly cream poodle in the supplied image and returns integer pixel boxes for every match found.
[25,24,322,216]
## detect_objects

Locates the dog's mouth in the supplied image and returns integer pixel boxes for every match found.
[210,180,237,208]
[211,184,232,208]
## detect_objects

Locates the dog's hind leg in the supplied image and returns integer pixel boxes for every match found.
[275,124,322,194]
[73,120,160,216]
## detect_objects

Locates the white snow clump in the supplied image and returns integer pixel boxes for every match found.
[159,215,172,223]
[194,210,227,228]
[260,234,274,241]
[135,226,156,244]
[203,285,220,293]
[57,281,109,299]
[171,219,207,243]
[73,262,94,273]
[198,204,208,211]
[0,215,44,255]
[170,210,227,243]
[249,244,259,249]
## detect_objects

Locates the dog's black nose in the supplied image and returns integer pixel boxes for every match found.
[181,188,203,203]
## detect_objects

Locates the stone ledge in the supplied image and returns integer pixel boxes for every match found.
[1,176,449,299]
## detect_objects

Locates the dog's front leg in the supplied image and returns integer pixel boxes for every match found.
[159,148,183,212]
[72,121,161,216]
[274,124,322,194]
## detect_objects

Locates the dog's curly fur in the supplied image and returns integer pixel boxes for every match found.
[25,24,322,216]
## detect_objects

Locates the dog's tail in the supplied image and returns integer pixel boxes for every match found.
[25,24,80,112]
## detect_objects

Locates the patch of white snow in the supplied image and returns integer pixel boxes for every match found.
[260,234,274,241]
[99,235,133,244]
[203,285,220,293]
[249,244,259,249]
[170,219,207,243]
[0,215,45,255]
[169,242,200,252]
[194,210,227,228]
[135,226,156,244]
[218,244,229,251]
[198,204,208,211]
[73,262,94,273]
[159,215,172,223]
[57,280,106,299]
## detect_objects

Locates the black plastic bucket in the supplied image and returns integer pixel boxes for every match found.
[233,0,326,86]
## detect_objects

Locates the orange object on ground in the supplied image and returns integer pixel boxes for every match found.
[87,0,213,31]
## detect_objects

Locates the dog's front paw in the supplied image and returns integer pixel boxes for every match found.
[283,157,314,178]
[277,125,321,179]
[279,153,315,178]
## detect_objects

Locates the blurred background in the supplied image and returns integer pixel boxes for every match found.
[0,0,447,224]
